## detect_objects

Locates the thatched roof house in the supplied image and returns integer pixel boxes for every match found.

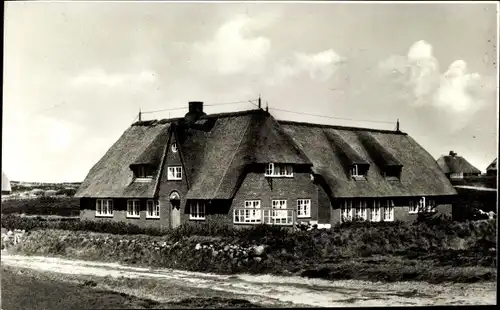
[437,151,481,179]
[2,171,12,195]
[76,102,456,228]
[486,158,497,176]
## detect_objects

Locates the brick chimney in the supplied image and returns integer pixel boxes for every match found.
[184,101,206,124]
[449,150,457,157]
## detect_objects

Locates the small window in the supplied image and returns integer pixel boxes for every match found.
[450,172,463,180]
[96,199,113,217]
[134,165,153,180]
[265,163,293,177]
[171,143,178,153]
[353,200,368,221]
[167,166,182,180]
[234,200,261,224]
[371,200,382,222]
[409,200,418,214]
[351,164,368,179]
[127,199,140,218]
[146,200,160,218]
[383,200,394,221]
[297,199,311,218]
[189,201,205,220]
[384,166,402,179]
[341,200,353,222]
[271,200,290,224]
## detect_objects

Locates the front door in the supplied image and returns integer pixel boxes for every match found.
[169,191,181,228]
[170,200,181,228]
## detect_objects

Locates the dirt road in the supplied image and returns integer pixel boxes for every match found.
[1,253,496,307]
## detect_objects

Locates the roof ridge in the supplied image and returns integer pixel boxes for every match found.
[278,120,406,135]
[132,109,264,126]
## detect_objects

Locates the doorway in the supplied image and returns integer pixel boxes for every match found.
[169,191,181,228]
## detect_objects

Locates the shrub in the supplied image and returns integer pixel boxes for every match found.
[1,197,80,217]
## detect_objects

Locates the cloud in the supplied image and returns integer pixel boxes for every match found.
[70,68,158,87]
[192,14,273,75]
[267,49,344,85]
[379,40,494,115]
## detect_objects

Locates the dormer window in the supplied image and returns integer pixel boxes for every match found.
[351,164,368,179]
[133,165,154,181]
[171,143,178,153]
[265,163,293,177]
[384,166,402,180]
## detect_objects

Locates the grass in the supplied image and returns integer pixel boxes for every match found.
[1,266,264,309]
[1,197,80,217]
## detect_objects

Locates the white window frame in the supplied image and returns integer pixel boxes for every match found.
[271,200,288,224]
[234,200,261,224]
[351,165,360,177]
[353,200,368,221]
[412,197,436,213]
[265,163,293,178]
[135,165,153,181]
[371,200,382,222]
[297,199,311,218]
[167,166,182,180]
[409,200,418,214]
[450,172,464,180]
[96,199,113,217]
[126,199,140,218]
[171,143,178,153]
[189,201,205,220]
[383,200,394,222]
[341,200,353,222]
[146,199,160,219]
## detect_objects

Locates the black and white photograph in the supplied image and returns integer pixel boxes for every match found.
[1,0,498,308]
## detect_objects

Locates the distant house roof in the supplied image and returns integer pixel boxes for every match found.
[2,171,11,193]
[436,152,481,174]
[486,158,497,172]
[76,109,457,199]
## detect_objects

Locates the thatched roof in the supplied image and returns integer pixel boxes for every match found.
[280,121,457,198]
[436,153,481,174]
[486,158,497,172]
[75,123,172,198]
[77,108,456,200]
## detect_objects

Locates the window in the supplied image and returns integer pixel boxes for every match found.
[341,200,353,222]
[265,163,293,177]
[384,166,402,179]
[371,200,382,222]
[450,172,463,180]
[96,199,113,217]
[127,199,140,218]
[411,197,436,213]
[409,200,418,214]
[167,166,182,180]
[189,201,205,220]
[147,200,160,218]
[353,200,368,220]
[297,199,311,218]
[351,164,368,179]
[383,200,394,221]
[234,200,261,224]
[171,143,178,153]
[134,165,154,180]
[271,200,289,224]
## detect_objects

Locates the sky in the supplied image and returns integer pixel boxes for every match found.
[2,1,498,182]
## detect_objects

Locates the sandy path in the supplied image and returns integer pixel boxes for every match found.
[1,253,496,307]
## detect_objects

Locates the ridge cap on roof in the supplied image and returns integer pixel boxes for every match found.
[278,119,407,135]
[131,109,265,127]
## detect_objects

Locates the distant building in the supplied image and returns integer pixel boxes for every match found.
[437,151,481,180]
[2,171,12,195]
[76,102,457,228]
[486,158,497,177]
